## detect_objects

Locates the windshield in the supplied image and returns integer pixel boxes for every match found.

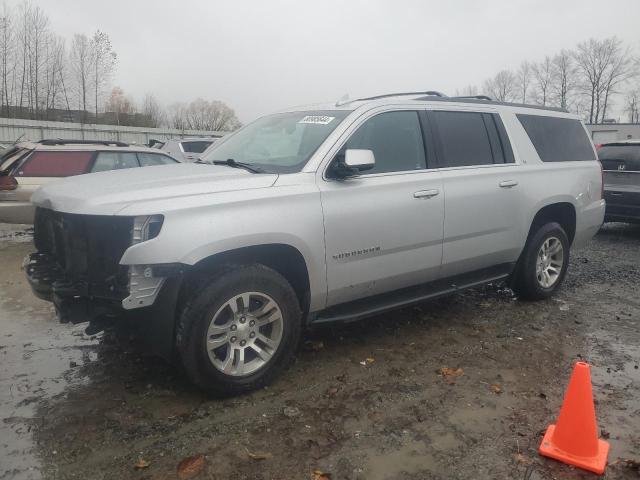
[201,110,350,173]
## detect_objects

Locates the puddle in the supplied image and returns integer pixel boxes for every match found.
[0,241,100,480]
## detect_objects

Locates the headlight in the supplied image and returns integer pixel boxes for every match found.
[132,215,164,244]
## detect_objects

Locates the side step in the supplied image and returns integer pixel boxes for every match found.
[312,263,512,325]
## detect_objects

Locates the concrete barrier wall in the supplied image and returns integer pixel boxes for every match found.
[0,118,226,145]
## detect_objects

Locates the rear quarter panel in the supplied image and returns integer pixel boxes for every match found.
[500,111,604,251]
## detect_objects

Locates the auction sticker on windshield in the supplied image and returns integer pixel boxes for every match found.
[298,115,335,125]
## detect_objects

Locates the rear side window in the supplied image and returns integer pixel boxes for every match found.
[137,152,178,167]
[343,111,426,174]
[517,114,596,162]
[431,111,494,167]
[181,141,212,153]
[16,151,93,177]
[91,152,139,172]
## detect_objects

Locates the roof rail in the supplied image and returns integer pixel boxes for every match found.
[452,95,493,101]
[414,96,569,113]
[38,139,129,147]
[337,91,447,106]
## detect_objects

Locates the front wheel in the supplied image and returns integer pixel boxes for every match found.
[177,264,302,396]
[510,222,570,300]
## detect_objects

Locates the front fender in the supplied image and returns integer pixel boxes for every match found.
[119,184,328,311]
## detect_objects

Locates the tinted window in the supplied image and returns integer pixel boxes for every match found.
[91,152,139,172]
[181,141,213,153]
[483,114,504,164]
[344,111,426,174]
[16,151,93,177]
[137,152,178,167]
[517,114,596,162]
[432,111,495,167]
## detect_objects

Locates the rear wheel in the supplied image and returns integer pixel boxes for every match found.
[177,264,302,396]
[511,222,570,300]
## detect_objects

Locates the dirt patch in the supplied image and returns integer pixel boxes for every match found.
[1,223,639,479]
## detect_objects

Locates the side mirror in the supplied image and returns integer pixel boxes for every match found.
[332,149,375,178]
[345,149,375,170]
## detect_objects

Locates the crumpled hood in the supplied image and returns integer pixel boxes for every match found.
[31,163,278,215]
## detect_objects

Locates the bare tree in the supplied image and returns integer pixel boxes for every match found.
[105,85,135,124]
[168,99,240,131]
[69,33,90,120]
[599,43,636,122]
[15,1,30,111]
[516,61,532,103]
[90,30,116,119]
[625,89,640,123]
[140,93,164,127]
[43,34,66,115]
[185,98,241,131]
[168,102,188,130]
[482,70,516,102]
[27,3,49,117]
[573,37,636,124]
[532,57,553,106]
[0,2,14,115]
[551,50,576,110]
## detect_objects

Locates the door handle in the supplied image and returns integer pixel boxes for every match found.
[413,189,440,199]
[499,180,519,188]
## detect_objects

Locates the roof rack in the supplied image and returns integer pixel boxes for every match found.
[337,91,447,106]
[452,95,493,101]
[38,139,129,147]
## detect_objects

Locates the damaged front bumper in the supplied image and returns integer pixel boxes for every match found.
[24,252,185,321]
[24,252,128,324]
[25,208,187,358]
[24,252,186,359]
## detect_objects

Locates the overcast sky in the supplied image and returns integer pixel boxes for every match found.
[43,0,640,123]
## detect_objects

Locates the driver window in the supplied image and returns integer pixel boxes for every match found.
[342,111,426,174]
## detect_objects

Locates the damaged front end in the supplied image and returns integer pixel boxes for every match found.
[25,208,183,357]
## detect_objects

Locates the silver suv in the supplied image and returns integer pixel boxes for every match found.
[25,92,605,396]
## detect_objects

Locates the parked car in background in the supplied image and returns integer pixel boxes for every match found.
[152,137,220,162]
[0,139,179,224]
[25,92,604,395]
[598,140,640,223]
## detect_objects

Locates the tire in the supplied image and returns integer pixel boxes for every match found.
[511,222,570,301]
[176,264,302,396]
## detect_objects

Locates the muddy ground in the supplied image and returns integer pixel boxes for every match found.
[1,222,639,480]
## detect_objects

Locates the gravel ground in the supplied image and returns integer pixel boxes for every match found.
[0,222,639,480]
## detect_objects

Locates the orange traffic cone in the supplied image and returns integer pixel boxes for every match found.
[539,361,609,474]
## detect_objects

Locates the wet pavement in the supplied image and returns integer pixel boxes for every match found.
[0,222,639,479]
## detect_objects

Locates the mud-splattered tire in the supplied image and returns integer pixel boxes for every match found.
[511,222,570,301]
[176,264,302,396]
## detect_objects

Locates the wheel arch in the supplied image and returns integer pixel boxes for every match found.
[182,243,313,316]
[526,201,577,246]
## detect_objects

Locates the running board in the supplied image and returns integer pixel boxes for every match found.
[312,264,512,325]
